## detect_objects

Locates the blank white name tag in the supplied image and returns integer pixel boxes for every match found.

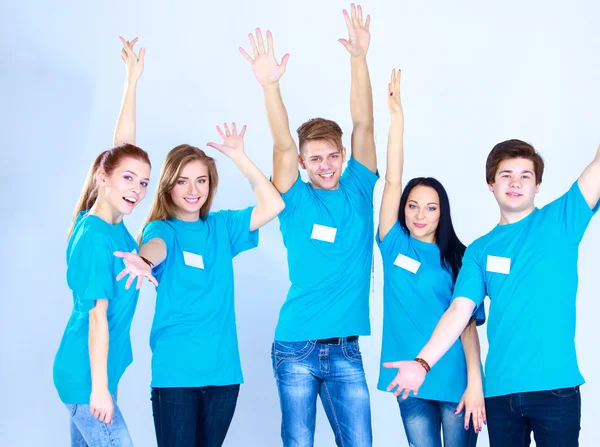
[183,251,205,269]
[486,255,511,275]
[393,254,421,274]
[310,224,337,243]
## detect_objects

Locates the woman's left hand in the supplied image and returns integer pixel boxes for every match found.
[455,384,486,433]
[207,122,247,159]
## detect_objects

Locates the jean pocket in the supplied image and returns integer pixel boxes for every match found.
[550,386,580,398]
[342,340,363,363]
[273,341,314,360]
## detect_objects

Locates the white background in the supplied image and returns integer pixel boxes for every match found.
[2,0,599,445]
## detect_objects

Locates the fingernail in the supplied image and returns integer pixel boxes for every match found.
[465,425,469,430]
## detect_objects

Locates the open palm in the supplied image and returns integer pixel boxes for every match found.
[240,29,290,86]
[207,122,247,158]
[339,4,371,57]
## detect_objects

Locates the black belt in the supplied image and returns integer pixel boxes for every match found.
[315,336,358,345]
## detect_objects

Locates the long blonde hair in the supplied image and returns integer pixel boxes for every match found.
[141,144,218,240]
[68,144,151,238]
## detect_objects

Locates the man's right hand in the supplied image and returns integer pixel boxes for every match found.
[240,29,290,87]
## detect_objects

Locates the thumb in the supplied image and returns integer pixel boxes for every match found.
[207,142,225,152]
[113,251,126,258]
[338,39,351,51]
[382,361,400,369]
[280,53,290,71]
[139,47,145,64]
[455,399,465,414]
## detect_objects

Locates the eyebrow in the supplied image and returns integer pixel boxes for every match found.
[178,175,208,179]
[407,200,439,206]
[499,169,534,175]
[125,170,150,182]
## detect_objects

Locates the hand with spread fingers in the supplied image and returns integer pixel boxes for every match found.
[239,29,290,87]
[383,360,427,399]
[456,384,486,433]
[114,251,158,290]
[338,3,371,57]
[387,68,403,118]
[119,36,145,84]
[207,122,248,160]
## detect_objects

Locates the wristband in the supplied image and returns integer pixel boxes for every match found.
[140,256,154,268]
[414,357,431,373]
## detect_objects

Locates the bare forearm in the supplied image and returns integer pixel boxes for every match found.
[385,115,404,185]
[350,56,374,128]
[460,319,483,385]
[113,81,137,147]
[139,238,167,268]
[263,84,296,151]
[417,298,475,367]
[89,304,109,390]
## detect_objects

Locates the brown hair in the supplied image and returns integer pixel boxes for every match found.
[486,139,545,185]
[297,118,343,153]
[141,145,218,238]
[68,144,151,237]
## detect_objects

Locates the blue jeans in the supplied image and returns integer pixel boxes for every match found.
[151,385,240,447]
[272,338,372,447]
[397,397,478,447]
[65,392,133,447]
[485,386,581,447]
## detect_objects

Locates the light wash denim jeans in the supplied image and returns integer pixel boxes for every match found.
[64,391,133,447]
[397,397,478,447]
[272,338,372,447]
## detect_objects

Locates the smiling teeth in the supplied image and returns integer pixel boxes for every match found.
[185,198,199,203]
[124,197,137,203]
[321,173,333,178]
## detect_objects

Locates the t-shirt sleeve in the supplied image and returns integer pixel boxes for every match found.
[473,302,486,326]
[453,244,487,308]
[67,239,115,313]
[218,207,259,257]
[340,157,380,201]
[278,173,310,221]
[544,181,599,244]
[376,221,409,261]
[142,220,173,277]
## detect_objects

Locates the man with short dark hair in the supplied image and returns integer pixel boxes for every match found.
[385,139,600,446]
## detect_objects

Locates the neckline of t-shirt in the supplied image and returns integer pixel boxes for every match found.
[82,211,125,229]
[408,234,439,250]
[494,207,539,230]
[168,217,208,231]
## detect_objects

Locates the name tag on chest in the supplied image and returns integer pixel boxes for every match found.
[183,251,205,269]
[310,224,337,243]
[486,255,510,275]
[393,254,421,274]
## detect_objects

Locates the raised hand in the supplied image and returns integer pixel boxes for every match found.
[338,3,371,57]
[383,360,427,399]
[114,251,158,290]
[119,36,145,84]
[455,384,486,433]
[240,29,290,87]
[387,69,403,117]
[207,123,248,159]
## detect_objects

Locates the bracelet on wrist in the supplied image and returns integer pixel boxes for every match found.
[140,256,154,268]
[414,357,431,373]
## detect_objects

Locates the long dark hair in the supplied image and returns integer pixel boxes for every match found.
[399,177,465,283]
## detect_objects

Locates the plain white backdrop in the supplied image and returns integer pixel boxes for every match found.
[1,0,599,445]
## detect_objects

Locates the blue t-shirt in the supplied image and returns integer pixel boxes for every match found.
[454,181,599,397]
[142,207,258,388]
[53,212,140,404]
[377,222,485,402]
[274,157,379,341]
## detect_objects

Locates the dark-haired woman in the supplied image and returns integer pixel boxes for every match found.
[376,69,485,447]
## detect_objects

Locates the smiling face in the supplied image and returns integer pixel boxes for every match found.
[97,156,150,216]
[299,139,346,190]
[488,157,539,216]
[404,185,441,243]
[169,159,211,221]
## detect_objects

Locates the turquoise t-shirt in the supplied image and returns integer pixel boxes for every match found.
[142,207,258,388]
[377,222,485,403]
[53,211,140,404]
[454,181,599,397]
[274,157,379,341]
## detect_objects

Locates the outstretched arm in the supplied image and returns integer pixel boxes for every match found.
[113,37,145,147]
[240,30,297,193]
[379,69,404,241]
[383,297,476,398]
[578,145,600,209]
[339,4,376,173]
[207,123,285,231]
